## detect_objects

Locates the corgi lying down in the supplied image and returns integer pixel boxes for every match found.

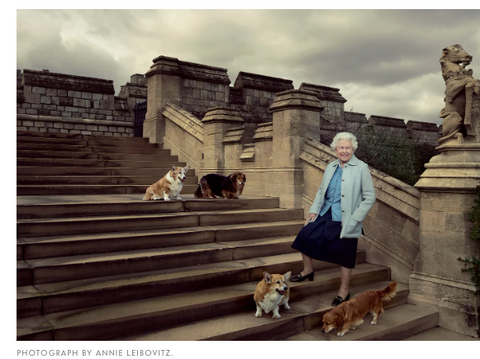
[254,271,291,319]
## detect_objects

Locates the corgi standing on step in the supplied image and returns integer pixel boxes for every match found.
[254,271,292,319]
[143,164,189,201]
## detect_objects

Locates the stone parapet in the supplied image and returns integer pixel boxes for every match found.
[299,83,346,124]
[17,69,143,136]
[148,55,231,85]
[233,71,293,93]
[162,102,204,171]
[299,83,347,103]
[22,69,115,94]
[230,72,294,123]
[17,114,133,137]
[369,115,407,129]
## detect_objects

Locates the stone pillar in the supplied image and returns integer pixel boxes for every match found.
[144,56,182,144]
[201,107,245,172]
[268,90,323,209]
[411,112,480,336]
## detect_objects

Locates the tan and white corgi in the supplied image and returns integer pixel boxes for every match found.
[143,164,190,201]
[254,271,291,319]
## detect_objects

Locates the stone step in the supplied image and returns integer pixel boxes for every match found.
[17,149,179,162]
[18,234,306,287]
[120,281,413,341]
[17,208,304,237]
[18,220,303,259]
[283,304,439,341]
[17,142,171,155]
[17,131,153,147]
[18,240,323,317]
[17,166,197,177]
[17,195,278,219]
[401,326,480,341]
[17,157,186,168]
[17,262,387,340]
[17,137,157,151]
[17,175,198,186]
[16,184,197,196]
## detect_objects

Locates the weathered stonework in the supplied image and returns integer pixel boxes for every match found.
[299,83,347,123]
[411,66,480,337]
[202,107,245,172]
[17,70,146,136]
[268,90,323,208]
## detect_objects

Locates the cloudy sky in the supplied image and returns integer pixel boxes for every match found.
[16,7,480,125]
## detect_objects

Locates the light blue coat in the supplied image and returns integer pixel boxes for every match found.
[309,154,376,238]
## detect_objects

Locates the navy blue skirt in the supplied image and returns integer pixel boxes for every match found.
[291,210,358,269]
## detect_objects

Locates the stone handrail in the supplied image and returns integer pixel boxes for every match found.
[162,102,204,171]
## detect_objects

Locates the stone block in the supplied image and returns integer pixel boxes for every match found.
[68,90,82,98]
[32,86,46,94]
[73,98,86,107]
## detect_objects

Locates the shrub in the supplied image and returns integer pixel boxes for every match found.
[458,185,480,287]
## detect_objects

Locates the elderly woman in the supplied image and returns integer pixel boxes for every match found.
[290,132,376,306]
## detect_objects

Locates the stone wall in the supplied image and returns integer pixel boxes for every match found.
[230,71,294,123]
[17,58,441,143]
[299,83,347,123]
[17,69,147,136]
[160,94,420,284]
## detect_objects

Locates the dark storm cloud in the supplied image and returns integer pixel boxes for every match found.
[16,8,480,124]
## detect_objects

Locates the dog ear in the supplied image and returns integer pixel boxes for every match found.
[170,164,176,171]
[333,314,343,328]
[263,272,272,283]
[283,271,292,281]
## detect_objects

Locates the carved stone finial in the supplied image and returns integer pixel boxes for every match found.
[439,44,480,144]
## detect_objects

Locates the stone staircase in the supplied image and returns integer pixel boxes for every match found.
[17,131,441,341]
[17,131,197,196]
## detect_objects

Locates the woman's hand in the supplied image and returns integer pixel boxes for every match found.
[304,213,317,226]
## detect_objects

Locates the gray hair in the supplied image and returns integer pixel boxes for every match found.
[330,132,358,151]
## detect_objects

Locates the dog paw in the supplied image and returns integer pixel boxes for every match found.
[370,320,377,325]
[272,314,281,319]
[284,303,291,310]
[337,331,346,337]
[255,312,262,318]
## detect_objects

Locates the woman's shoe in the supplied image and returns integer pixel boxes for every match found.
[331,293,350,307]
[290,272,314,282]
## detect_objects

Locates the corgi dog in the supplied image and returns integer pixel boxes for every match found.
[143,164,189,201]
[321,282,397,337]
[194,172,246,199]
[254,271,291,319]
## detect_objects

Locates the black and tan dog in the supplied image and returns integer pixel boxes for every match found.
[194,172,246,199]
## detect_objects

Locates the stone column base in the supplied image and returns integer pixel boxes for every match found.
[143,116,165,145]
[409,272,480,337]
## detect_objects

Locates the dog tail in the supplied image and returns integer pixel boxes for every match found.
[380,281,397,302]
